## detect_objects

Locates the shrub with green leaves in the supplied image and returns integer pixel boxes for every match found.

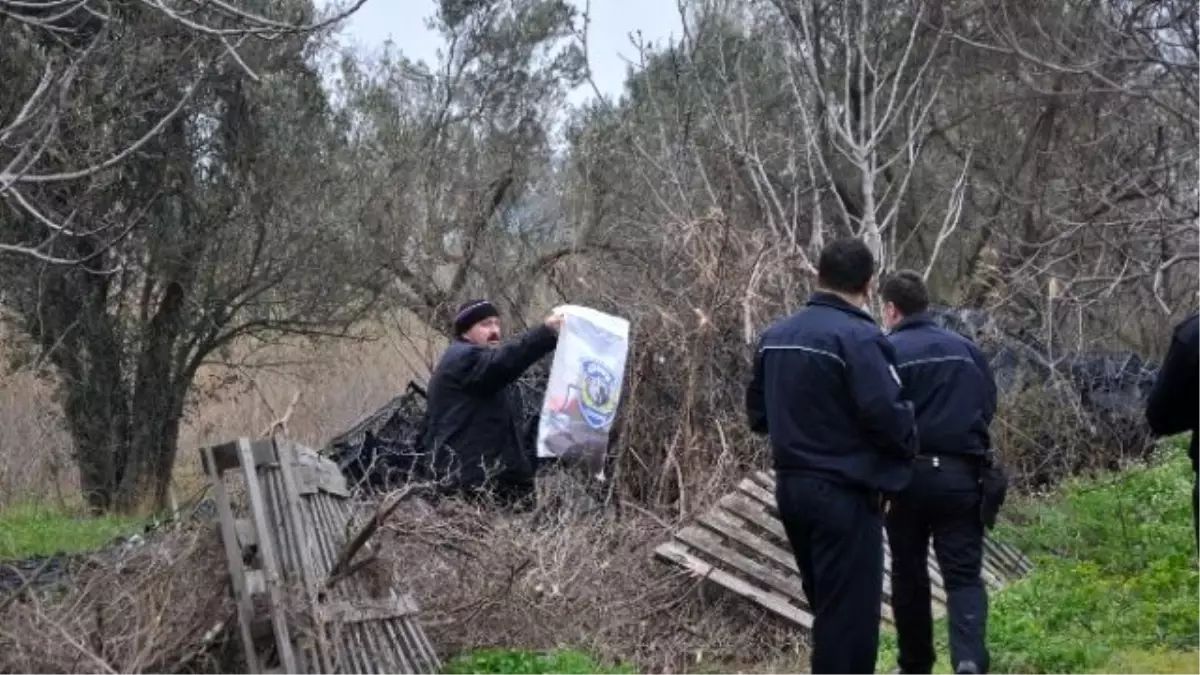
[879,441,1199,674]
[441,648,635,674]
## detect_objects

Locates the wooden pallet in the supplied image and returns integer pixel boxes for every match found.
[201,437,440,674]
[655,471,1034,631]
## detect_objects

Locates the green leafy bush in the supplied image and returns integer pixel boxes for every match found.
[878,441,1199,674]
[442,648,635,674]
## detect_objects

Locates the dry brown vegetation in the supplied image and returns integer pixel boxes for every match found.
[0,479,807,674]
[0,314,445,510]
[383,492,804,673]
[0,527,234,674]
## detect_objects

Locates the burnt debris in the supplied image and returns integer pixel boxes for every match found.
[928,306,1160,487]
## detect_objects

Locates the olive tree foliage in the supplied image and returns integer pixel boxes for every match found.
[561,0,968,339]
[927,0,1198,349]
[330,0,614,333]
[969,0,1200,343]
[0,0,381,513]
[564,0,1196,348]
[0,0,366,262]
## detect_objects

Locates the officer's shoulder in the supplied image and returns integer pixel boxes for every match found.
[764,306,820,334]
[756,314,798,348]
[758,315,787,340]
[1175,312,1199,345]
[933,324,976,346]
[837,313,886,347]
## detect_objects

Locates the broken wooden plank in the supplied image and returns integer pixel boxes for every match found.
[655,541,814,629]
[737,478,778,513]
[655,472,1033,638]
[237,438,300,675]
[203,445,263,674]
[203,436,443,674]
[676,525,810,610]
[316,596,419,625]
[274,439,334,673]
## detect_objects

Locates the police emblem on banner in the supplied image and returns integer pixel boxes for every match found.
[578,359,619,429]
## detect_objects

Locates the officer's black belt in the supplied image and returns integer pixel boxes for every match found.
[914,453,982,473]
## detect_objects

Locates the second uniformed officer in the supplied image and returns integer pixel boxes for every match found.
[879,270,997,675]
[1144,311,1199,545]
[746,238,918,674]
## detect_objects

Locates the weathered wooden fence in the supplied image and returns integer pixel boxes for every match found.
[656,471,1034,631]
[201,437,439,674]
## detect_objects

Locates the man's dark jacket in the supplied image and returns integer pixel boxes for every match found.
[745,292,919,493]
[1146,312,1199,471]
[886,312,997,458]
[424,325,558,497]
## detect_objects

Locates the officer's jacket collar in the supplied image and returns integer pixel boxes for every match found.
[892,312,937,333]
[806,291,876,323]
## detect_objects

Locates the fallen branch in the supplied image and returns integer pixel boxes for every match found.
[261,389,301,439]
[0,558,53,613]
[325,485,416,588]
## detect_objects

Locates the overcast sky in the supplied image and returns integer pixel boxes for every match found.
[319,0,684,103]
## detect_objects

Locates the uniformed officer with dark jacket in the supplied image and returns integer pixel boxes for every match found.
[746,238,918,675]
[878,270,997,675]
[1145,311,1199,544]
[424,299,563,511]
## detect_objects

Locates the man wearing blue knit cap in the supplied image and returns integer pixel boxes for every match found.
[424,299,563,511]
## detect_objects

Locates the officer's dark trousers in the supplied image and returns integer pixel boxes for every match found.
[777,472,884,674]
[886,458,988,674]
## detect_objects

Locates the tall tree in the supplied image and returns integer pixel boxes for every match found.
[333,0,596,329]
[0,0,380,513]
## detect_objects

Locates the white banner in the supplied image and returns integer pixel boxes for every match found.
[536,305,630,480]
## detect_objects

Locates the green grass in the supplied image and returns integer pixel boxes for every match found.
[441,648,635,674]
[0,503,145,559]
[1093,649,1200,674]
[878,439,1199,674]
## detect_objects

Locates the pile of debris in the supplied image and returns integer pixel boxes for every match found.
[928,305,1158,408]
[0,524,234,674]
[929,306,1160,486]
[200,437,440,674]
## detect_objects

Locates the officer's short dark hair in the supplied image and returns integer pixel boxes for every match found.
[816,238,876,294]
[880,269,930,316]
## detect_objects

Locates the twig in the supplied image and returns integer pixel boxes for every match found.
[325,485,416,588]
[0,558,52,612]
[262,389,301,439]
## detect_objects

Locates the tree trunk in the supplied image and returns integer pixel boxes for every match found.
[65,378,130,515]
[58,307,131,515]
[65,378,188,515]
[60,284,189,515]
